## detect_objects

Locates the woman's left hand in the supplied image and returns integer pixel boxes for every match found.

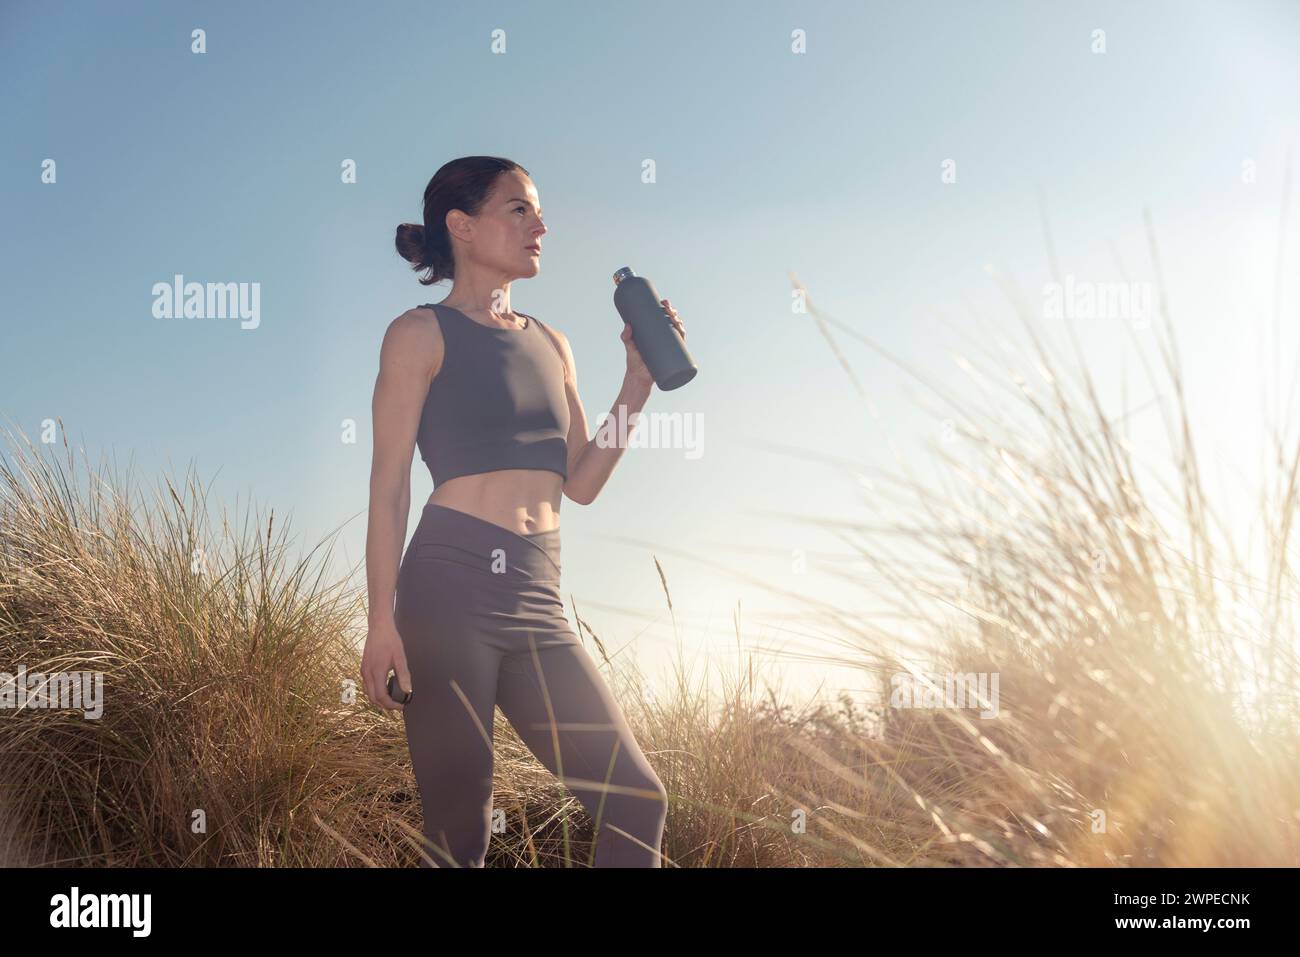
[622,298,687,390]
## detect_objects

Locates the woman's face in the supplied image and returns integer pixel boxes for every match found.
[453,170,547,281]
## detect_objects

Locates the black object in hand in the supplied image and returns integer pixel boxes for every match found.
[387,672,412,705]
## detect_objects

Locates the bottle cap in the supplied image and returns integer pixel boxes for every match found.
[612,266,635,286]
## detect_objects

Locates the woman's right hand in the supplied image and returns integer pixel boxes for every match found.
[362,619,412,711]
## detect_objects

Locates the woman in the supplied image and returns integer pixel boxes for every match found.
[362,156,685,868]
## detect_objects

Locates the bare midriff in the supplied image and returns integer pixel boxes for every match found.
[427,468,564,535]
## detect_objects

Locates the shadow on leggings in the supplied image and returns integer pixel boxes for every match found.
[393,503,669,867]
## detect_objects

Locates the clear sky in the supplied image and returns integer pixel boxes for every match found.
[3,0,1299,708]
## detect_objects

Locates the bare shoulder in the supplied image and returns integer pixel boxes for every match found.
[380,305,445,376]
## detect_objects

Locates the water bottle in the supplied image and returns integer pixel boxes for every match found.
[612,266,699,391]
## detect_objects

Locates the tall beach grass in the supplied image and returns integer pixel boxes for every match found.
[2,208,1298,865]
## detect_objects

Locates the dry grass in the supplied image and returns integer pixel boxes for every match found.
[2,207,1298,865]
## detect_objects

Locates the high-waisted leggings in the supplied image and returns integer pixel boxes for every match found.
[392,502,668,867]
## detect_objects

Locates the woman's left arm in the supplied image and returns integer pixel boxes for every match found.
[553,299,686,506]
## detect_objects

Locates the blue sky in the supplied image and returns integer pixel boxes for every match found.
[3,0,1299,707]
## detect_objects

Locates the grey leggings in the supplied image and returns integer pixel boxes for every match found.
[393,502,668,867]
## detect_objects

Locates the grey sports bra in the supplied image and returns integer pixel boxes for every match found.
[415,302,571,486]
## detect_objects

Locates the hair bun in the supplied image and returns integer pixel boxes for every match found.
[395,223,428,267]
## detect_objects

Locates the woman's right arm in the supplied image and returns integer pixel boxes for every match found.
[362,309,441,710]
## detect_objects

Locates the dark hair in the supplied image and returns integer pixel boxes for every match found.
[395,156,530,285]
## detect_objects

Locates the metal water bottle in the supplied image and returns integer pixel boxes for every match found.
[612,266,698,391]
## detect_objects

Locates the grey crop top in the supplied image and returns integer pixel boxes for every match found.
[415,302,571,486]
